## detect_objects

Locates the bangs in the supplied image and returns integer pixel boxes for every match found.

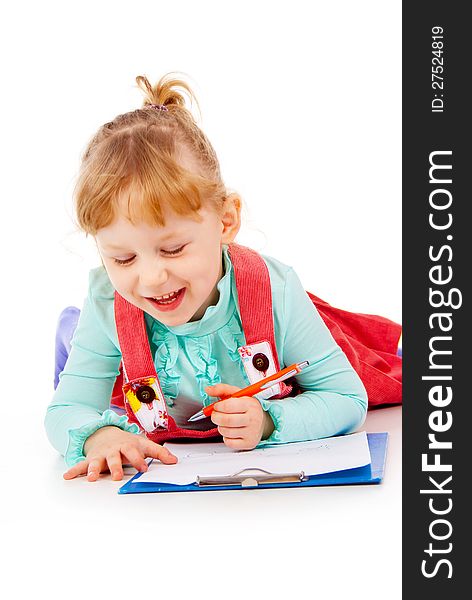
[74,125,224,235]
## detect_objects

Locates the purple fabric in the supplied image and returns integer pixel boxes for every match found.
[54,306,80,389]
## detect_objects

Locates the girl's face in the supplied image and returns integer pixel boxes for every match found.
[95,200,239,327]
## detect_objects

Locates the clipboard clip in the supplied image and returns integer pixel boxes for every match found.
[196,468,308,488]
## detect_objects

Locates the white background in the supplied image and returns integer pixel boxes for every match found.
[1,1,401,598]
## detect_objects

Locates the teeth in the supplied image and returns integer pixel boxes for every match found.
[153,290,179,301]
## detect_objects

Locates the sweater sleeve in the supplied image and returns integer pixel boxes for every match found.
[44,280,139,466]
[257,267,368,446]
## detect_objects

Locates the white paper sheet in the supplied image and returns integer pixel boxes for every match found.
[135,431,371,485]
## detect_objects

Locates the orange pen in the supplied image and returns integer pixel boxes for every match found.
[187,361,309,422]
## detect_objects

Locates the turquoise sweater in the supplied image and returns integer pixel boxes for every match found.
[45,245,368,466]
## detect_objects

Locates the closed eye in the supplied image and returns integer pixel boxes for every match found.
[163,245,186,256]
[113,256,134,266]
[112,245,186,266]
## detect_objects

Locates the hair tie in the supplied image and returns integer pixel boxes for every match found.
[147,103,168,112]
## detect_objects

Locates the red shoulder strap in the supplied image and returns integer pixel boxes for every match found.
[227,243,292,398]
[114,293,156,381]
[113,291,221,442]
[227,243,276,350]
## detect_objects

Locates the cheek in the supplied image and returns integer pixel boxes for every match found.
[106,267,133,293]
[181,260,205,291]
[186,251,221,285]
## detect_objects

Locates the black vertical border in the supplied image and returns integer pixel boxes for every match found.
[403,2,468,594]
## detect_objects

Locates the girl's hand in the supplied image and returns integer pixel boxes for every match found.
[63,426,178,482]
[205,383,275,450]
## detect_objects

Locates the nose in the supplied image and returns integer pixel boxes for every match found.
[139,258,169,293]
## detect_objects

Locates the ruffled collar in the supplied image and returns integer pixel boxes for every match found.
[144,244,235,338]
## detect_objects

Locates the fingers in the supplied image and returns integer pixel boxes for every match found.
[217,425,245,439]
[211,401,254,442]
[205,383,241,398]
[211,410,248,428]
[222,436,257,451]
[106,452,125,481]
[110,441,177,480]
[63,439,178,483]
[120,444,149,474]
[212,396,251,413]
[209,396,262,444]
[62,458,107,482]
[208,395,264,451]
[63,460,89,480]
[63,457,107,482]
[141,440,178,465]
[86,458,105,482]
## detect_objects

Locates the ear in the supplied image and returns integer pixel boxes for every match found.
[220,193,242,244]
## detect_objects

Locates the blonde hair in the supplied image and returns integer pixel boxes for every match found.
[74,73,229,236]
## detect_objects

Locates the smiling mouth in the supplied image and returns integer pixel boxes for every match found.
[146,288,186,308]
[149,290,181,303]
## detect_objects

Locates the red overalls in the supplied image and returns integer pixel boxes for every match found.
[110,243,402,443]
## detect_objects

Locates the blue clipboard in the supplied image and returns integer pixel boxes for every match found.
[118,432,388,495]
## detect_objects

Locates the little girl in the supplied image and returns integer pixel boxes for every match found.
[46,73,400,482]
